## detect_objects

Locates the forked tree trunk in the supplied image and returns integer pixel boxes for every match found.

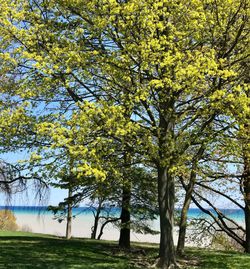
[66,188,73,240]
[157,166,176,269]
[119,184,131,249]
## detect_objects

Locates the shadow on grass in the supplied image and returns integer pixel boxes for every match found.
[1,234,250,269]
[0,236,135,269]
[186,248,250,269]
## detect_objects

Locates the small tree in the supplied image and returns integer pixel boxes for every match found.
[0,210,18,231]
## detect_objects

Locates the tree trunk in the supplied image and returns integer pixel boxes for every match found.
[242,96,250,253]
[243,146,250,252]
[177,145,204,255]
[119,184,131,249]
[177,172,198,255]
[176,193,192,255]
[91,202,102,239]
[157,166,176,268]
[66,188,72,240]
[97,218,120,240]
[244,203,250,253]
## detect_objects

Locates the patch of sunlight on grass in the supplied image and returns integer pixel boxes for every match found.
[0,232,250,268]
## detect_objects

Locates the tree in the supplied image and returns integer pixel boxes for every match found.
[0,1,249,268]
[0,210,18,231]
[175,0,249,255]
[182,106,249,252]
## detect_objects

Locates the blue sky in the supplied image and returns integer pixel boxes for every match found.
[0,186,68,206]
[0,151,68,206]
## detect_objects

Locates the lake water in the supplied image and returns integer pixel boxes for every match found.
[0,206,244,222]
[0,206,245,244]
[0,205,120,216]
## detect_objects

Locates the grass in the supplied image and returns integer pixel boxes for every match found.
[0,231,250,268]
[185,248,250,269]
[0,231,139,269]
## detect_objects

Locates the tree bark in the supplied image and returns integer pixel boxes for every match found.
[176,173,197,255]
[157,166,176,268]
[97,218,120,240]
[176,190,192,255]
[243,142,250,252]
[244,201,250,253]
[66,187,72,240]
[91,202,102,239]
[118,184,131,249]
[177,144,205,255]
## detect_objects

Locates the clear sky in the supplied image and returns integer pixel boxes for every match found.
[0,186,68,206]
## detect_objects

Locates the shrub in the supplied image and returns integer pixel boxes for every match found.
[211,232,244,252]
[0,210,18,231]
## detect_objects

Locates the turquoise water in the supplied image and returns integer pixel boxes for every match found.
[0,206,120,217]
[0,206,245,222]
[186,208,244,222]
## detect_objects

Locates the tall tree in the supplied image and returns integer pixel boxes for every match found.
[0,1,249,268]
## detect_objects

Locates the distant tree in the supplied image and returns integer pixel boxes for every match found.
[0,210,18,231]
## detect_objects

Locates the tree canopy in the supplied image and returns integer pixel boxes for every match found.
[0,0,249,268]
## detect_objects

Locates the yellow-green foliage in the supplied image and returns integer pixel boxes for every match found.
[0,210,18,231]
[0,2,248,265]
[0,0,248,182]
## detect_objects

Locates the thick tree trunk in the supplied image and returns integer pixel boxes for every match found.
[157,166,176,269]
[66,188,72,240]
[119,184,131,249]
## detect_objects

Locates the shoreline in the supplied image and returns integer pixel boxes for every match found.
[15,213,165,244]
[4,207,243,247]
[14,213,215,247]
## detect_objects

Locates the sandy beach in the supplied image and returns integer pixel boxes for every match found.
[12,208,245,247]
[15,213,168,244]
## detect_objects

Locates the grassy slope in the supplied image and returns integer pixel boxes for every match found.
[0,231,250,269]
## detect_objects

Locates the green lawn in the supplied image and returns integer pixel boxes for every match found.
[0,231,249,268]
[184,248,250,269]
